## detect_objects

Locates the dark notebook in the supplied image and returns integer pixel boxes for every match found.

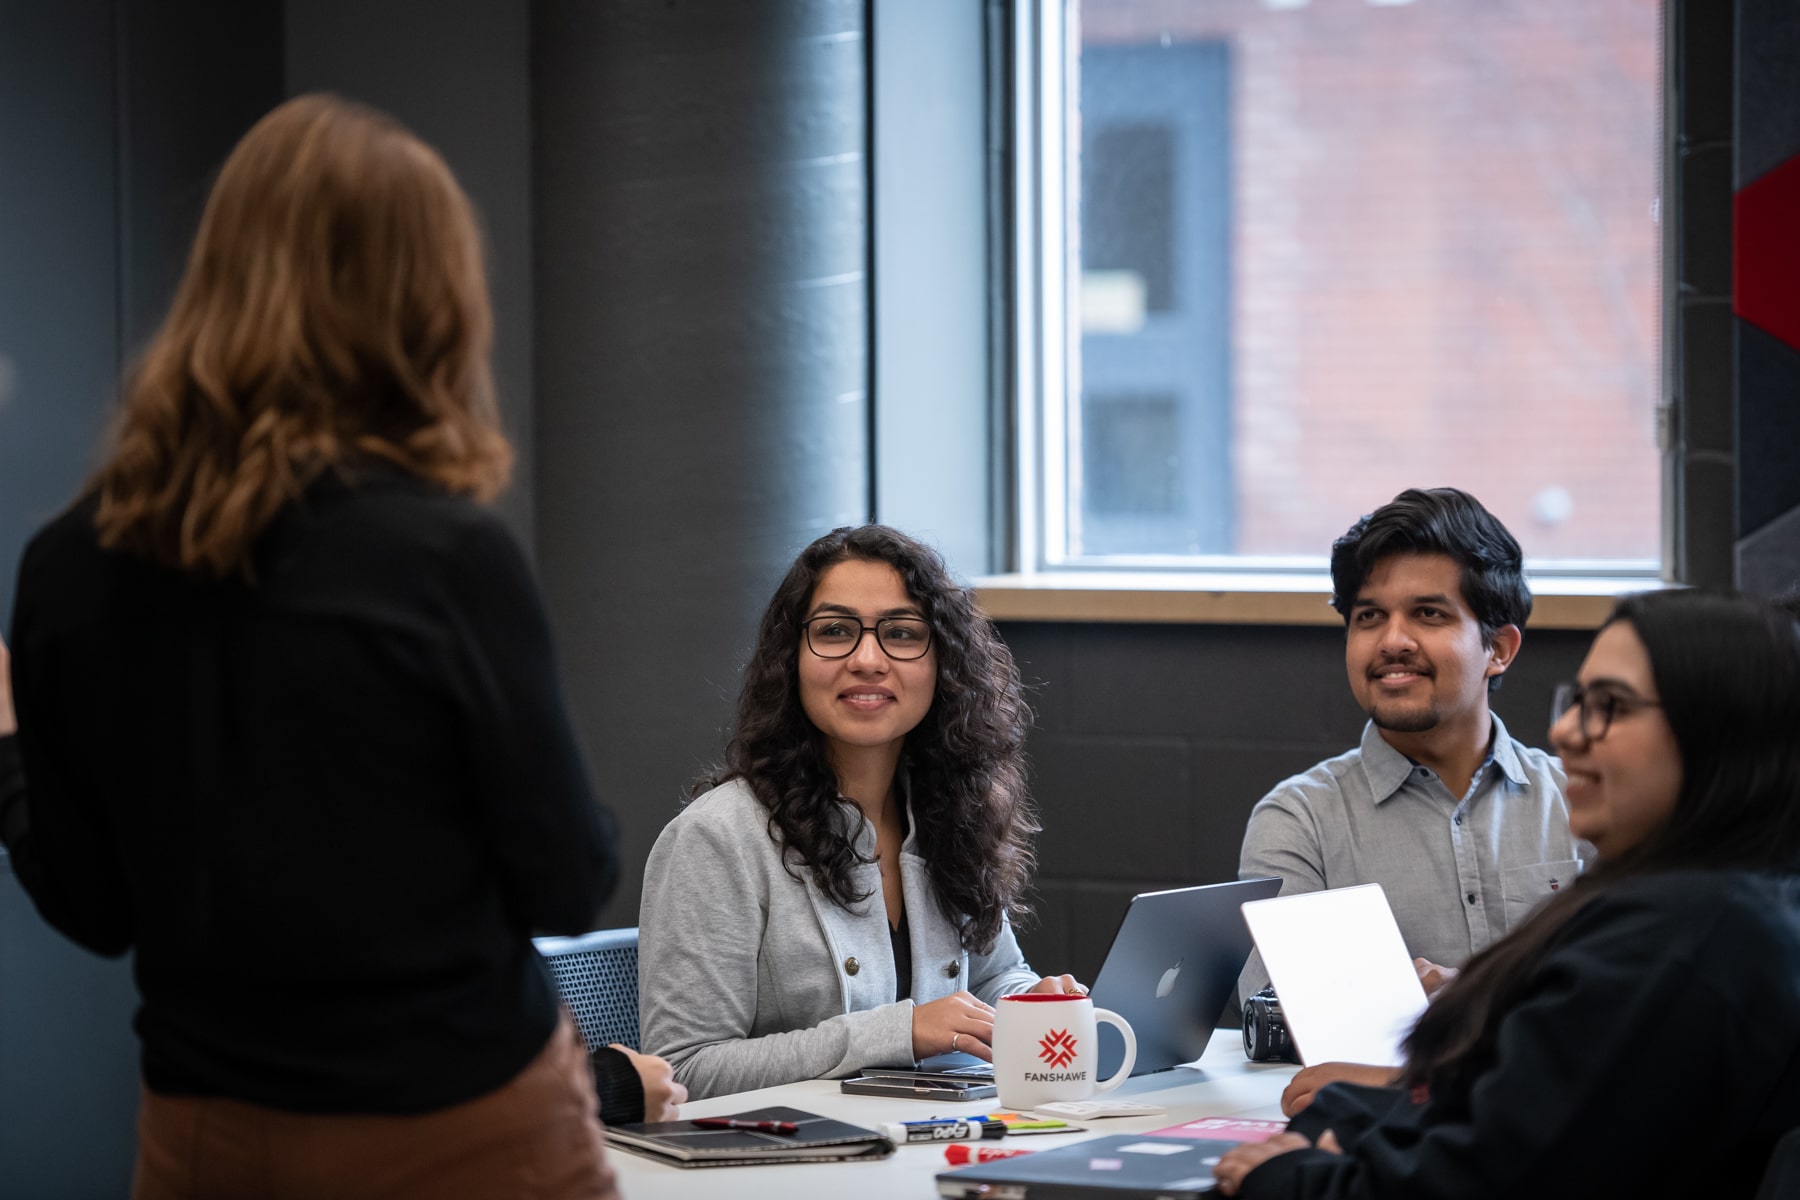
[936,1134,1238,1198]
[604,1105,895,1168]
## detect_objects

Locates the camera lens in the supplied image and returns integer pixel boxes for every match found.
[1242,987,1299,1064]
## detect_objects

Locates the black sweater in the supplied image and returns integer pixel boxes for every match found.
[1243,869,1800,1200]
[5,473,618,1114]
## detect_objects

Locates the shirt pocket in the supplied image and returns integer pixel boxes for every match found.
[1501,859,1582,928]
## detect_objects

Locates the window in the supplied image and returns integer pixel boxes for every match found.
[1012,0,1664,575]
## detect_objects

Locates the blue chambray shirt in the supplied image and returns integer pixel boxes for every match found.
[1237,714,1594,1000]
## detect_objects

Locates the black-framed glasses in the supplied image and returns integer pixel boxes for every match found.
[1550,681,1661,742]
[802,615,934,661]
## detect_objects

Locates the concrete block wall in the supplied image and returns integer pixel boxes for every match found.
[1000,619,1595,994]
[1670,0,1737,587]
[1733,0,1800,597]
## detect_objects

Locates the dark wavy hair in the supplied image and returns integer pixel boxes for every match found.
[1330,488,1531,693]
[696,525,1037,953]
[1403,588,1800,1103]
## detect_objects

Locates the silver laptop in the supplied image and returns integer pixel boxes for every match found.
[879,877,1279,1081]
[1089,877,1282,1077]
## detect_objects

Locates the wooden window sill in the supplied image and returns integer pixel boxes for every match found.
[973,572,1659,629]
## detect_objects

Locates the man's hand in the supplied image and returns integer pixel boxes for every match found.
[0,634,15,737]
[911,990,996,1060]
[1414,957,1459,996]
[1280,1062,1401,1116]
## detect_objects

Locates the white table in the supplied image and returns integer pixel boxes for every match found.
[609,1028,1300,1198]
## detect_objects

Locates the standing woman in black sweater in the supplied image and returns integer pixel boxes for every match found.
[2,95,636,1199]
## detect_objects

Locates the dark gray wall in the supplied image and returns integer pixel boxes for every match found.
[1000,620,1594,992]
[532,0,872,929]
[0,4,120,631]
[1667,0,1736,587]
[0,12,135,1190]
[118,2,285,349]
[1666,0,1800,596]
[284,0,537,545]
[1732,0,1800,597]
[0,4,282,1193]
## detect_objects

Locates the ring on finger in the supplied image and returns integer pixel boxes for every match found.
[951,1033,961,1052]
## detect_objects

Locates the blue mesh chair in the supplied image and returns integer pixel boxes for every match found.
[534,927,640,1051]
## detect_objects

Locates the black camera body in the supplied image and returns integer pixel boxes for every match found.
[1242,985,1302,1063]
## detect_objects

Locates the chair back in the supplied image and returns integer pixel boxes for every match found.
[1756,1126,1800,1200]
[534,927,640,1051]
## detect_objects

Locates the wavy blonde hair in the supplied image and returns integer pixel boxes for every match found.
[93,93,511,577]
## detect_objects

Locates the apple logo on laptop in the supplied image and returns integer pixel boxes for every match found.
[1155,957,1183,999]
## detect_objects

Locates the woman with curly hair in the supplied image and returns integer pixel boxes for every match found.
[638,524,1082,1099]
[1214,588,1800,1199]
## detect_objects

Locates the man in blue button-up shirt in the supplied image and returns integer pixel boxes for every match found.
[1238,488,1592,1110]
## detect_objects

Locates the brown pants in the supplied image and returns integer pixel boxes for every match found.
[133,1015,619,1200]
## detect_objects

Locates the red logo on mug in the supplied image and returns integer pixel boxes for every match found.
[1037,1028,1078,1069]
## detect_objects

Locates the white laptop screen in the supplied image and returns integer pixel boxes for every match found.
[1240,883,1428,1067]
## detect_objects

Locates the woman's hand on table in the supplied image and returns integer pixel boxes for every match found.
[609,1044,687,1123]
[1280,1062,1400,1116]
[1026,974,1088,996]
[911,991,995,1060]
[1214,1130,1342,1195]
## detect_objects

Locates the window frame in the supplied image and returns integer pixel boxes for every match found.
[1001,0,1670,589]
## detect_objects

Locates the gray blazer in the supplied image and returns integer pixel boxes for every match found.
[638,778,1039,1100]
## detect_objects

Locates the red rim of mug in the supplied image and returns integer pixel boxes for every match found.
[999,993,1088,1002]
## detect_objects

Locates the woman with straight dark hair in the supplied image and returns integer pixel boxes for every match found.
[2,95,636,1198]
[1216,588,1800,1199]
[639,524,1084,1099]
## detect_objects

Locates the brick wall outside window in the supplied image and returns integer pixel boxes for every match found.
[1077,0,1661,560]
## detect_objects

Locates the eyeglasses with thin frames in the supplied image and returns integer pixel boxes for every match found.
[1550,681,1662,742]
[802,615,934,661]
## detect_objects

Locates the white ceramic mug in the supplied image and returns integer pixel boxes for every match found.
[991,992,1137,1110]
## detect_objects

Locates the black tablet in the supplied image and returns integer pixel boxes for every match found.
[839,1073,998,1101]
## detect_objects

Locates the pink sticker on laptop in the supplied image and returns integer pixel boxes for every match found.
[1148,1117,1288,1143]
